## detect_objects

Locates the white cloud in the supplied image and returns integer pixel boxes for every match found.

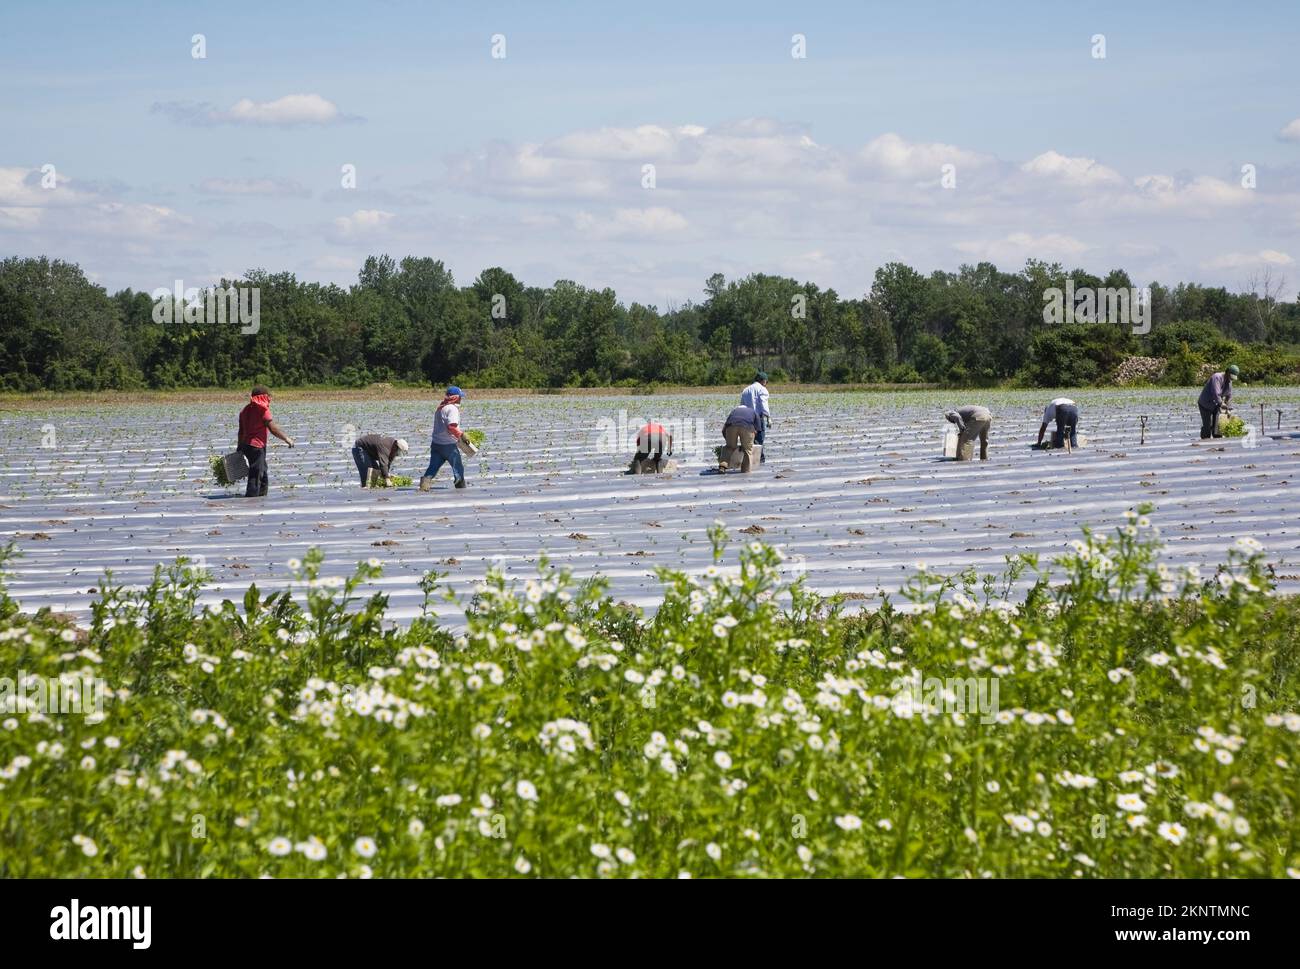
[1021,150,1125,187]
[1203,249,1294,270]
[573,206,688,239]
[1279,118,1300,141]
[153,94,353,127]
[1129,174,1251,211]
[858,132,991,181]
[330,209,396,238]
[954,232,1091,264]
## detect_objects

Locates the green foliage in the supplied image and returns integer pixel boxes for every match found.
[4,255,1300,393]
[1220,415,1247,438]
[367,474,414,488]
[1,515,1298,877]
[210,454,233,487]
[462,429,486,448]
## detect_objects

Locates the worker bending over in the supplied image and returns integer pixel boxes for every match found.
[1036,397,1079,451]
[719,404,763,473]
[353,433,409,487]
[626,421,673,474]
[945,405,992,461]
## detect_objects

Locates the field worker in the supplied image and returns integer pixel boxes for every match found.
[1198,364,1238,439]
[740,371,771,463]
[944,405,992,462]
[353,433,409,488]
[237,385,294,497]
[1036,397,1079,451]
[625,420,673,474]
[719,403,763,473]
[420,386,468,490]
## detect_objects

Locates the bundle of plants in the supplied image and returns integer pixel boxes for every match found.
[1221,415,1248,437]
[210,454,233,486]
[368,473,414,488]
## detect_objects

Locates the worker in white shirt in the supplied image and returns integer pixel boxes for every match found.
[740,372,771,463]
[1036,398,1079,451]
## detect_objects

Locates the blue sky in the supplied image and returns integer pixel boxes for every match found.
[2,0,1298,305]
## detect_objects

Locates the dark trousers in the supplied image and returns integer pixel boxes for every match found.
[1052,405,1079,448]
[1199,404,1221,439]
[352,446,378,486]
[755,424,767,462]
[239,443,268,497]
[629,450,665,473]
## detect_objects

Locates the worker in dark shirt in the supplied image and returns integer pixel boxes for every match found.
[237,385,294,497]
[719,404,762,473]
[352,433,410,487]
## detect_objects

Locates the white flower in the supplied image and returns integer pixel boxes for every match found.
[1157,822,1186,845]
[514,856,532,874]
[713,751,732,770]
[877,819,893,831]
[1215,749,1234,765]
[590,843,612,860]
[268,837,292,856]
[287,558,301,570]
[354,837,377,858]
[705,842,722,860]
[616,847,636,864]
[1116,793,1147,812]
[297,838,327,861]
[516,780,539,802]
[835,814,863,831]
[408,818,425,836]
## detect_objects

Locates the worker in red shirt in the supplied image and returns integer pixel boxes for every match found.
[237,385,294,497]
[625,420,673,474]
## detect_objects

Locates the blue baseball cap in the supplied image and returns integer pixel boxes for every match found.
[446,386,465,398]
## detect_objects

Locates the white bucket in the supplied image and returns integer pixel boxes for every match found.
[942,429,959,459]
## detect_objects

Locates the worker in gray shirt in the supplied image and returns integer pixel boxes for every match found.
[1197,365,1238,439]
[945,405,992,461]
[353,433,409,487]
[719,404,763,473]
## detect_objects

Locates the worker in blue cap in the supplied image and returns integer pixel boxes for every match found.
[420,386,468,490]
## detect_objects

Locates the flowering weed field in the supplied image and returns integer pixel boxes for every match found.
[1,509,1298,878]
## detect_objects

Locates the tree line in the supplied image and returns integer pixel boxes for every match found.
[2,253,1298,392]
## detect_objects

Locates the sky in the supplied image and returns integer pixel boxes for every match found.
[2,0,1299,307]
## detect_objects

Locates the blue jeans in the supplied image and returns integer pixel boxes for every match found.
[423,441,465,484]
[352,446,378,486]
[1052,405,1079,448]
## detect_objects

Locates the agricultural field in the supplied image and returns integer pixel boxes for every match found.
[2,389,1300,878]
[1,388,1299,622]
